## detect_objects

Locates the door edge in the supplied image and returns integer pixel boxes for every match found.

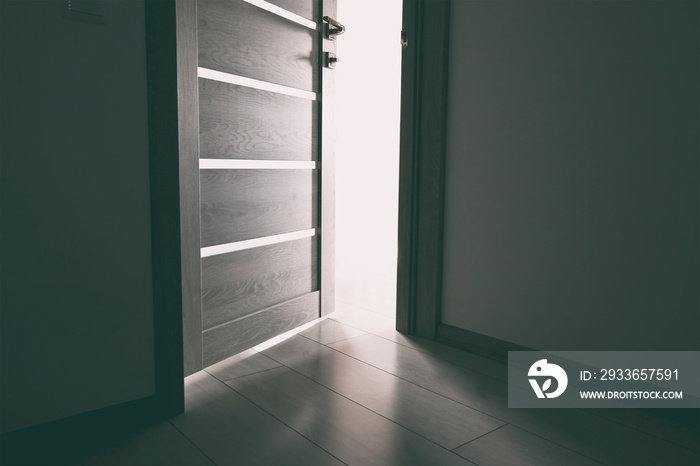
[396,0,451,339]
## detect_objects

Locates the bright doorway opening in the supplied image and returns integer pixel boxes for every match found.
[334,0,403,329]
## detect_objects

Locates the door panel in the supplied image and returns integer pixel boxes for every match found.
[201,235,318,330]
[188,0,335,369]
[200,169,318,246]
[203,292,320,366]
[199,79,318,161]
[198,0,318,91]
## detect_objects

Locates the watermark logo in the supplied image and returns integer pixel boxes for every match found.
[509,351,700,408]
[528,359,568,398]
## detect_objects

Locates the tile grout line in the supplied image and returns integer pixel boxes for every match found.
[299,332,368,347]
[320,341,614,464]
[450,423,509,451]
[260,345,478,458]
[355,338,510,384]
[330,317,698,452]
[326,316,382,334]
[470,423,610,466]
[167,419,220,466]
[328,331,518,388]
[204,364,284,384]
[326,322,700,460]
[211,372,350,466]
[321,341,512,424]
[449,423,608,466]
[326,316,453,356]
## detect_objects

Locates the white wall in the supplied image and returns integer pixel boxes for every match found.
[1,0,156,433]
[441,0,699,350]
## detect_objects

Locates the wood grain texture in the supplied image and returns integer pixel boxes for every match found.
[200,169,317,247]
[198,0,318,92]
[199,78,317,160]
[176,0,203,377]
[266,0,317,21]
[201,236,318,330]
[319,0,336,316]
[203,292,319,366]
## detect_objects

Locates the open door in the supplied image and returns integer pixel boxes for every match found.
[179,0,338,373]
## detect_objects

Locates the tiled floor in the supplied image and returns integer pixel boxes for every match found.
[83,305,700,465]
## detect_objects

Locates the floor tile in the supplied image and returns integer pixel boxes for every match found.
[82,422,215,466]
[513,409,700,466]
[582,408,700,453]
[264,335,506,449]
[424,346,700,457]
[329,334,511,417]
[204,348,281,382]
[170,371,343,466]
[299,319,367,345]
[454,425,602,466]
[329,334,700,466]
[227,365,475,466]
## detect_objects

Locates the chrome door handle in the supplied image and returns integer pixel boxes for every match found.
[323,16,345,40]
[323,52,339,68]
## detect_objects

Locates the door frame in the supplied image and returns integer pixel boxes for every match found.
[320,0,338,319]
[396,0,451,339]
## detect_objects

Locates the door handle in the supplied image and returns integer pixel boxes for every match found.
[323,16,345,40]
[323,52,339,69]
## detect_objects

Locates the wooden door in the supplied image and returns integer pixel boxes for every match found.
[183,0,337,370]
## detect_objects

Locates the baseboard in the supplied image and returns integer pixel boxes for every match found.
[436,323,533,364]
[436,324,700,431]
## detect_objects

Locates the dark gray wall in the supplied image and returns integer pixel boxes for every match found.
[441,0,699,350]
[1,0,156,433]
